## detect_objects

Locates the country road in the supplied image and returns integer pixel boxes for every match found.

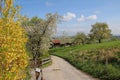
[42,56,98,80]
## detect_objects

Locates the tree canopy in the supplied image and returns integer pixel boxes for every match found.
[90,22,111,43]
[74,32,87,45]
[22,13,60,67]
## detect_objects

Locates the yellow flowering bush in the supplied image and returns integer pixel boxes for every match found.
[0,0,29,80]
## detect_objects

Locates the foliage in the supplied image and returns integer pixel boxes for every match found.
[89,22,111,43]
[50,41,120,80]
[74,32,87,45]
[0,0,29,80]
[22,13,60,67]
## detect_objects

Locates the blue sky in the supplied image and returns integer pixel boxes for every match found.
[15,0,120,35]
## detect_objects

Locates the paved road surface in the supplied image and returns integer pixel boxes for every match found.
[43,56,98,80]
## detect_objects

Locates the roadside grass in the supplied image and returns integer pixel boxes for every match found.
[49,41,120,80]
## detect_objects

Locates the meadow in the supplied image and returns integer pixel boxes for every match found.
[49,41,120,80]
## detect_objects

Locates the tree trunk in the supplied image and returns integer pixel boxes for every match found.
[105,57,108,66]
[98,39,101,43]
[82,40,84,45]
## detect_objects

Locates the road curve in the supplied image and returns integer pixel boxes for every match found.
[43,56,98,80]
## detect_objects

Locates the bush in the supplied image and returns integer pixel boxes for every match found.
[100,65,120,80]
[0,0,29,79]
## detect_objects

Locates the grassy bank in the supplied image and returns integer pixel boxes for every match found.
[49,41,120,80]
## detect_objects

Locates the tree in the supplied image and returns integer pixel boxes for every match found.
[90,22,111,43]
[0,0,29,79]
[74,32,87,45]
[22,13,60,67]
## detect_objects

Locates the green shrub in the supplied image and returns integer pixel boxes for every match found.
[100,65,120,80]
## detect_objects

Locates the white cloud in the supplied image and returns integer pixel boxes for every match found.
[45,2,54,7]
[94,11,101,14]
[56,25,89,36]
[77,15,85,22]
[87,15,97,20]
[109,24,120,35]
[77,14,97,22]
[63,12,76,21]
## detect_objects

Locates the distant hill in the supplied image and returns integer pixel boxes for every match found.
[112,35,120,39]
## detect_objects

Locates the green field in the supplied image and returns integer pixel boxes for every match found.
[49,41,120,80]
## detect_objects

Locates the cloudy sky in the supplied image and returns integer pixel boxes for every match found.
[16,0,120,35]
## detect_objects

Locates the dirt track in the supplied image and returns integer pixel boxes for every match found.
[43,56,98,80]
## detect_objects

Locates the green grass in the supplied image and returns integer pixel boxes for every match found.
[49,41,120,80]
[50,41,120,54]
[49,41,120,61]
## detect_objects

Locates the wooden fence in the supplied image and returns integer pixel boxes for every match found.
[41,57,51,65]
[29,57,51,68]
